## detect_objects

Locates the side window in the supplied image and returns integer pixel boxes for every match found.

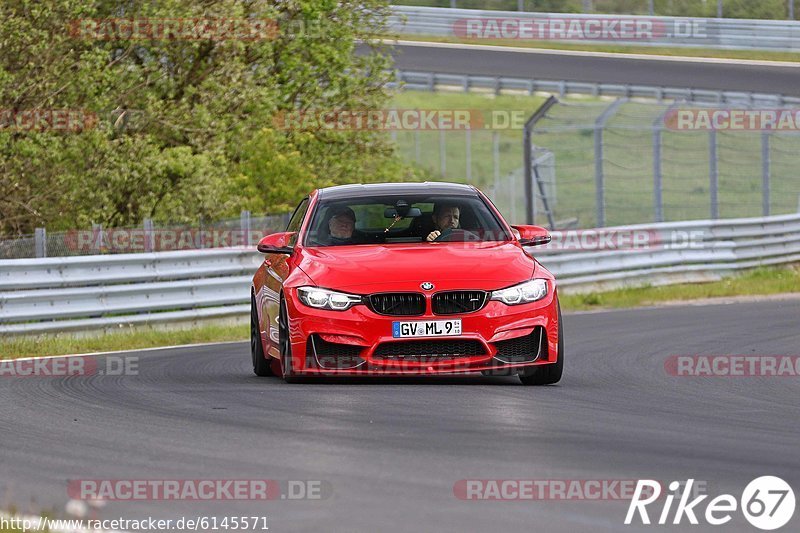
[285,198,309,245]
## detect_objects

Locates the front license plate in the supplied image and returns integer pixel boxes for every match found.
[392,319,462,338]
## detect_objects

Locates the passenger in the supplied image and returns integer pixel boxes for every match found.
[327,206,360,245]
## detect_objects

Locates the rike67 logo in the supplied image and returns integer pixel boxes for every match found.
[626,477,795,530]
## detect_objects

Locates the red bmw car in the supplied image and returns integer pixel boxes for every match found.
[250,182,563,385]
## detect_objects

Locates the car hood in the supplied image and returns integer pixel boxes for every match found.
[297,242,537,292]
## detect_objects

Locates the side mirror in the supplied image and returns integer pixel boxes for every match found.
[257,232,296,254]
[511,225,551,246]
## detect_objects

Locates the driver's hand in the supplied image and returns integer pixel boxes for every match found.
[426,230,441,242]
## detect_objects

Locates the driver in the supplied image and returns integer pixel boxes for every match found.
[426,203,460,242]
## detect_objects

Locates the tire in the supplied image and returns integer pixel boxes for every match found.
[251,295,273,377]
[519,303,564,386]
[279,296,304,384]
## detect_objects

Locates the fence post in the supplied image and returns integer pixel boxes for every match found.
[652,103,678,223]
[652,120,664,223]
[648,0,655,15]
[709,130,719,219]
[34,228,47,258]
[523,96,559,226]
[594,99,626,227]
[465,129,472,183]
[518,0,524,11]
[761,133,771,216]
[791,0,795,20]
[582,0,592,13]
[492,132,500,190]
[143,218,154,252]
[450,0,456,7]
[240,210,252,247]
[414,130,421,164]
[439,129,447,177]
[717,0,723,17]
[92,223,103,253]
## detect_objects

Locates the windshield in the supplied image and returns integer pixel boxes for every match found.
[304,194,512,247]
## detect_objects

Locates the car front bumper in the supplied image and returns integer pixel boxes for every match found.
[281,286,560,376]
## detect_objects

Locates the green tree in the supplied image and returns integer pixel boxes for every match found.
[0,0,418,234]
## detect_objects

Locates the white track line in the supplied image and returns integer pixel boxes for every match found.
[391,39,800,68]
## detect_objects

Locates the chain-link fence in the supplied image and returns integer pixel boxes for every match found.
[527,99,800,228]
[392,97,800,229]
[392,128,528,220]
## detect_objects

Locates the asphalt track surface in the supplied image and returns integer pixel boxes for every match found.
[2,299,799,532]
[381,42,800,96]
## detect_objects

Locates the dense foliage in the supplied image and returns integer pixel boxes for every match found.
[0,0,422,235]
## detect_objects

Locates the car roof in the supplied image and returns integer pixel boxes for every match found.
[316,182,477,201]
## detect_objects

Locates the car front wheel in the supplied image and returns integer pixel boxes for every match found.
[251,295,273,377]
[519,304,563,386]
[279,296,305,384]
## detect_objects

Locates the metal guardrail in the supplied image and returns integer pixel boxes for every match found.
[390,6,800,51]
[390,70,800,106]
[535,213,800,289]
[1,213,798,334]
[0,249,261,334]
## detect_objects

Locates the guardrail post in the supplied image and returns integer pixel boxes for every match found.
[518,0,524,11]
[761,133,771,216]
[143,218,154,252]
[717,0,723,17]
[34,228,46,258]
[648,0,655,16]
[709,130,719,219]
[791,0,795,20]
[414,131,421,163]
[594,99,626,227]
[240,210,251,246]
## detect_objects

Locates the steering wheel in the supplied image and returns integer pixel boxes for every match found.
[435,228,480,242]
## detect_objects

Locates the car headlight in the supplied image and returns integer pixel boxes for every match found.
[297,286,362,311]
[490,279,548,305]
